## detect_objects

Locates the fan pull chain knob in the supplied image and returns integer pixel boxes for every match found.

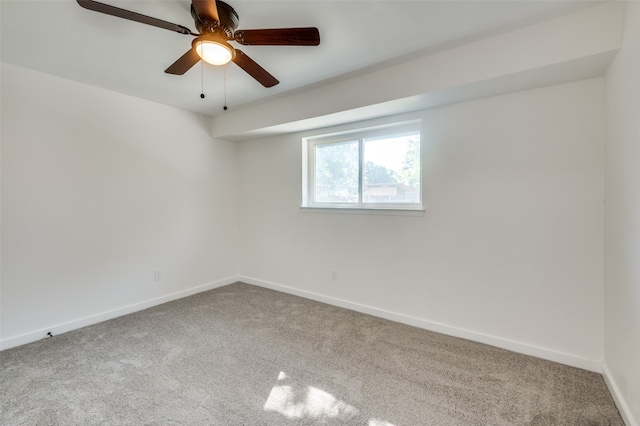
[200,57,205,99]
[223,64,228,111]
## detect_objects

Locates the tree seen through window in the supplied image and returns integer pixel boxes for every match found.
[313,132,420,205]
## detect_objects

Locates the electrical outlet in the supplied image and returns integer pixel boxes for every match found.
[331,270,337,281]
[154,270,162,281]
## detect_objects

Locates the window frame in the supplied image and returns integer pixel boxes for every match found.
[302,120,423,212]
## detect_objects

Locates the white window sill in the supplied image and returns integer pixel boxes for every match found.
[300,206,425,217]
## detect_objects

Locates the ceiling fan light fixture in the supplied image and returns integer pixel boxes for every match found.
[195,39,234,66]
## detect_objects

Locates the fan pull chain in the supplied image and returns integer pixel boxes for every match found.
[200,49,205,99]
[223,64,228,111]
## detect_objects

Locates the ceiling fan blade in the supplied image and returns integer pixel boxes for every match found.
[77,0,192,34]
[192,0,219,23]
[234,28,320,46]
[232,49,279,88]
[165,49,201,75]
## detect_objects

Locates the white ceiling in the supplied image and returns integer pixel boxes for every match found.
[1,0,601,117]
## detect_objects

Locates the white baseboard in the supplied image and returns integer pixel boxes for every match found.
[240,276,603,373]
[0,275,240,351]
[1,274,604,374]
[603,364,638,426]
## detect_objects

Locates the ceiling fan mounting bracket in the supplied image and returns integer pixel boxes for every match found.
[191,0,238,38]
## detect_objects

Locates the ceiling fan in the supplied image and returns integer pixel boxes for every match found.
[76,0,320,87]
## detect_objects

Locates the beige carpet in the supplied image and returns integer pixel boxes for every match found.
[0,282,623,425]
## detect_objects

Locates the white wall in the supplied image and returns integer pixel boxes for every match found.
[0,63,239,349]
[238,78,605,370]
[604,2,640,425]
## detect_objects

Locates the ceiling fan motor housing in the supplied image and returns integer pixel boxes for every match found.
[191,0,239,37]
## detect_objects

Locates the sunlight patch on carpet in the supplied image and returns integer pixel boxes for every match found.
[263,371,359,421]
[369,418,396,426]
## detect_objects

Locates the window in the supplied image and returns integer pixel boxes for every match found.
[303,120,422,210]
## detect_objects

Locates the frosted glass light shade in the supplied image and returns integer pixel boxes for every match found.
[196,40,233,66]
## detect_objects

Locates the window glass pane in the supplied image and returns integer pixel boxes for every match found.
[363,133,420,203]
[314,140,359,203]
